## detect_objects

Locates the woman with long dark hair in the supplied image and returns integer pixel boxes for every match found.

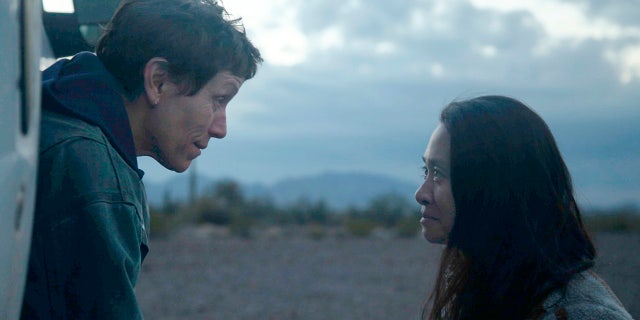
[415,95,633,319]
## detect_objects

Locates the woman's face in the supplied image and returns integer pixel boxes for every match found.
[415,123,456,244]
[142,71,244,172]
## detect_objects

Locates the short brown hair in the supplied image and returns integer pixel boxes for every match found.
[96,0,262,100]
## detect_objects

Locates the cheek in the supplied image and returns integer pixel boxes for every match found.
[445,197,456,230]
[434,187,455,210]
[185,105,214,130]
[436,187,456,230]
[444,212,456,233]
[148,105,183,134]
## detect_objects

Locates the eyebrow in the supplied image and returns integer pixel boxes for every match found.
[421,156,449,170]
[215,84,240,96]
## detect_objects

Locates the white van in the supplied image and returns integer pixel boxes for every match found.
[0,1,117,318]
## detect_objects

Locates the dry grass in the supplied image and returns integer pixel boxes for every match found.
[136,225,639,320]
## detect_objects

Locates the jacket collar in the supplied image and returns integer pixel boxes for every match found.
[41,52,143,178]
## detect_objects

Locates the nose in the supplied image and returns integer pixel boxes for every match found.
[415,180,432,206]
[209,109,227,139]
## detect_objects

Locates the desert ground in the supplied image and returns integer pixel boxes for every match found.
[136,226,639,320]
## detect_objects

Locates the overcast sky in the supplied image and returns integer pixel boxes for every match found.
[134,0,640,208]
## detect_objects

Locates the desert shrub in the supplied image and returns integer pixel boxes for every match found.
[395,216,420,238]
[149,206,178,238]
[283,197,331,225]
[345,217,376,237]
[194,197,230,225]
[229,212,253,238]
[160,189,180,215]
[308,223,326,240]
[363,193,413,228]
[584,214,640,233]
[243,196,279,223]
[211,180,245,207]
[191,180,249,225]
[582,205,640,233]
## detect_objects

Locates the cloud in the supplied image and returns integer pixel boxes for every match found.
[576,0,640,27]
[223,0,309,66]
[139,0,640,208]
[225,0,640,85]
[469,0,640,83]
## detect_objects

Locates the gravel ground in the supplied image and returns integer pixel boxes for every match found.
[136,226,639,320]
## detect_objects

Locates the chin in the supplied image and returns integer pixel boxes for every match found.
[171,162,190,173]
[426,237,447,245]
[159,159,190,173]
[423,230,447,244]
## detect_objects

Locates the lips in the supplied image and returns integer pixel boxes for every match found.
[194,142,207,150]
[421,216,439,225]
[420,212,440,226]
[420,207,439,221]
[187,143,203,160]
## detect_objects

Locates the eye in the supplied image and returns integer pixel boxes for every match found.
[213,97,227,108]
[211,96,229,112]
[215,96,228,104]
[422,165,444,182]
[432,168,443,182]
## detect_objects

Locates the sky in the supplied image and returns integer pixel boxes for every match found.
[45,0,640,208]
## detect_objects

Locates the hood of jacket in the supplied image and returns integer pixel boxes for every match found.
[41,51,140,174]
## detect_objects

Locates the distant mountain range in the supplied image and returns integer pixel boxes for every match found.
[143,171,418,210]
[143,171,639,213]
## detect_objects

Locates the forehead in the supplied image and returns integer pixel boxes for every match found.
[424,123,451,163]
[202,71,244,92]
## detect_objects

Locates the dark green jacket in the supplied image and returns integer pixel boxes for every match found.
[22,53,150,319]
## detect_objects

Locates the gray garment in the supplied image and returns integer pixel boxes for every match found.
[540,271,634,320]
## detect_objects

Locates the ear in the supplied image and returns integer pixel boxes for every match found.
[142,57,170,106]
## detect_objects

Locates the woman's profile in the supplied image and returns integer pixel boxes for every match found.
[415,95,633,319]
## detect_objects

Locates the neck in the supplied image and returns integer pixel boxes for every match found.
[123,95,151,157]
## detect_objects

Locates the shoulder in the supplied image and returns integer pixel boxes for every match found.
[539,271,633,320]
[37,110,142,205]
[35,110,149,239]
[39,110,105,152]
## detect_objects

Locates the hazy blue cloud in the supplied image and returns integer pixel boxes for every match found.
[572,0,640,27]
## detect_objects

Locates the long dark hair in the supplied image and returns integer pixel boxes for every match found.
[423,95,595,319]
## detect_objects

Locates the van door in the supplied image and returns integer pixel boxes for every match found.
[0,1,42,319]
[0,1,118,318]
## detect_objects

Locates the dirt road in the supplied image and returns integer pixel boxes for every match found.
[136,226,639,319]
